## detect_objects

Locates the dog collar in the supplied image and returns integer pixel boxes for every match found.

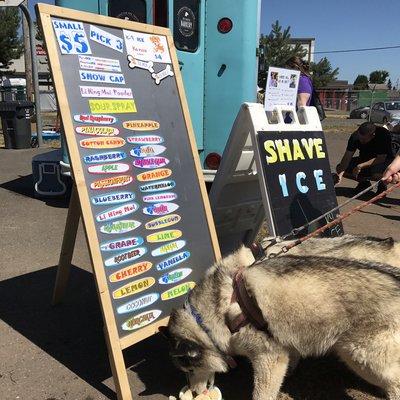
[184,299,237,369]
[229,267,272,335]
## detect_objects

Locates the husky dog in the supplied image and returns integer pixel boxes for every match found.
[261,234,400,267]
[164,245,400,400]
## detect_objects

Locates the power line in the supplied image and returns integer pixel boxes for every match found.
[312,45,400,55]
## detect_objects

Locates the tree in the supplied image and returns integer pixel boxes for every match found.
[310,57,339,88]
[369,70,389,84]
[258,20,306,88]
[0,7,23,70]
[353,74,369,90]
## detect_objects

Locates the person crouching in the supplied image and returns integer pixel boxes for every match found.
[333,122,393,194]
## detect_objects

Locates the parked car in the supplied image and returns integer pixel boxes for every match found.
[349,106,370,119]
[370,101,400,124]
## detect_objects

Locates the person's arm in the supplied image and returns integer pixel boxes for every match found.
[297,75,312,107]
[383,155,400,183]
[349,155,386,179]
[336,150,354,174]
[334,150,355,184]
[358,154,387,169]
[297,92,311,107]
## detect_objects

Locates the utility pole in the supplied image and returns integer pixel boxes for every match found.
[22,0,32,101]
[0,0,43,146]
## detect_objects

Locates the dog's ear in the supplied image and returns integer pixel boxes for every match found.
[172,339,202,359]
[158,326,171,339]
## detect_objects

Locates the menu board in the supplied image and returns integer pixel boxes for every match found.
[255,130,344,238]
[39,5,219,344]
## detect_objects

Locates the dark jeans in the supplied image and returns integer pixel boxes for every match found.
[338,157,391,180]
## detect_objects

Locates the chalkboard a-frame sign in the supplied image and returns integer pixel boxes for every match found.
[37,4,220,399]
[253,125,344,239]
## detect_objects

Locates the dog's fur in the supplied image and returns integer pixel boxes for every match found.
[261,234,400,267]
[165,236,400,400]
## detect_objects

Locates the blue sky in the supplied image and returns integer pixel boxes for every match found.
[28,0,399,85]
[261,0,400,85]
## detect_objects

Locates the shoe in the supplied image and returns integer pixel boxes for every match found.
[376,181,387,196]
[354,181,371,194]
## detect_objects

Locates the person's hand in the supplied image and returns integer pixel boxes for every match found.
[332,172,342,186]
[352,165,362,178]
[382,156,400,183]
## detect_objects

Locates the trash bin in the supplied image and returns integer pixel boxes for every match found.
[0,101,34,149]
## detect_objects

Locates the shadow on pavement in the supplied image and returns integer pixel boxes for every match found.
[0,265,117,399]
[0,174,71,208]
[336,186,400,207]
[359,209,400,222]
[0,265,385,400]
[282,356,383,400]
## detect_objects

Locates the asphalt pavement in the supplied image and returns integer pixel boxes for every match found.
[1,122,400,400]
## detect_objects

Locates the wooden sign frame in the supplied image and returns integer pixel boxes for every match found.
[37,4,221,399]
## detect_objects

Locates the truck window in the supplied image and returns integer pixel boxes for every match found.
[173,0,200,52]
[154,0,169,27]
[109,0,147,23]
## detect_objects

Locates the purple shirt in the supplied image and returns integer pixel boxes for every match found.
[298,74,313,105]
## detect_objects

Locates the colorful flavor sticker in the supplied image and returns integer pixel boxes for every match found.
[80,70,125,85]
[90,25,124,53]
[112,276,155,299]
[88,163,129,174]
[143,202,179,216]
[147,229,182,243]
[117,292,159,315]
[52,20,91,55]
[109,261,153,283]
[96,202,138,222]
[130,145,166,158]
[89,99,137,114]
[142,192,177,203]
[152,64,174,85]
[80,86,133,99]
[91,191,135,206]
[127,55,154,73]
[74,114,117,124]
[76,126,119,136]
[127,135,164,145]
[100,236,143,252]
[124,31,171,64]
[123,120,160,131]
[145,214,181,231]
[137,168,172,182]
[100,219,141,234]
[140,180,176,193]
[83,151,127,164]
[151,240,186,257]
[156,251,191,271]
[105,247,147,268]
[132,157,169,169]
[78,55,121,72]
[80,137,125,149]
[159,268,192,285]
[161,282,196,301]
[90,175,133,190]
[121,309,162,331]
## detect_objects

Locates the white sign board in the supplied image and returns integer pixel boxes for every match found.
[264,66,300,112]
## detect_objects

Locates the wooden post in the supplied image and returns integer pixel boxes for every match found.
[103,326,133,400]
[52,185,80,305]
